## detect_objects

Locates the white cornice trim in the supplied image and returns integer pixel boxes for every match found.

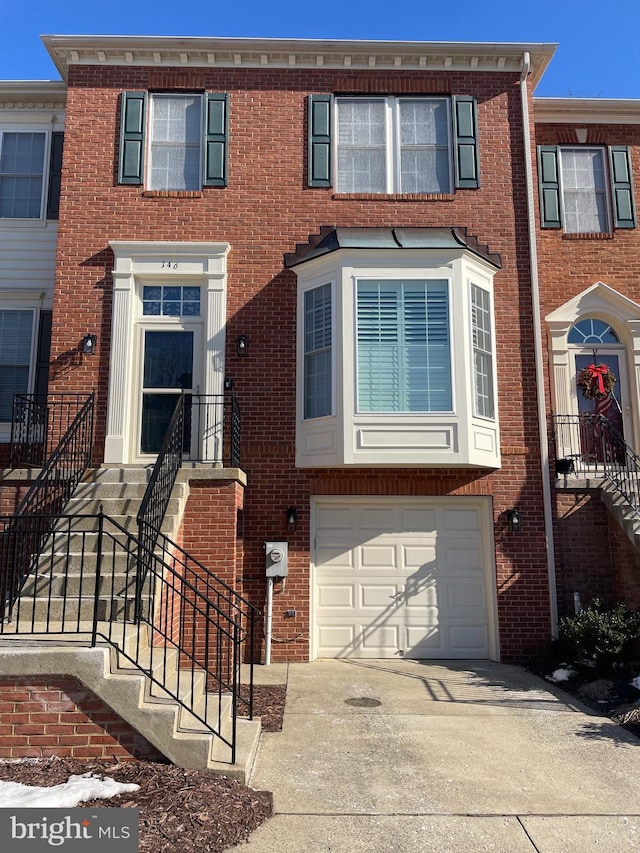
[534,97,640,125]
[0,80,66,109]
[42,35,556,86]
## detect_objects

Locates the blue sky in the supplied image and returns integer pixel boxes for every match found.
[4,0,640,98]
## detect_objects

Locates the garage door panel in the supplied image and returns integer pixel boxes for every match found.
[406,626,444,653]
[442,508,482,533]
[402,544,437,570]
[399,508,438,533]
[314,499,493,660]
[404,583,438,608]
[360,623,400,654]
[316,545,355,569]
[447,624,488,655]
[361,584,401,609]
[317,584,355,609]
[359,543,397,570]
[442,546,484,572]
[317,625,355,653]
[444,579,486,613]
[316,506,356,531]
[360,507,397,532]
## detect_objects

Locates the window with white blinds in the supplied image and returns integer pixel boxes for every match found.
[304,284,332,418]
[0,309,33,420]
[471,284,494,419]
[0,132,46,218]
[356,280,451,412]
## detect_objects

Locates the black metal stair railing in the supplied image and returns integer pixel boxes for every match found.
[553,413,640,515]
[10,393,91,467]
[0,511,259,765]
[1,393,94,619]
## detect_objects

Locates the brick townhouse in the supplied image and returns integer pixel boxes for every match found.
[1,35,638,680]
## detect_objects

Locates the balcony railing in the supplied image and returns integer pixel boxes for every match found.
[552,413,640,515]
[10,394,91,467]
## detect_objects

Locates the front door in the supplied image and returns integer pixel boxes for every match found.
[574,350,627,435]
[140,329,196,455]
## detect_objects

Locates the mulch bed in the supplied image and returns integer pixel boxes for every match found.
[0,684,287,852]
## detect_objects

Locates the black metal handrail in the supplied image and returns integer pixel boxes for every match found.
[137,394,184,596]
[10,394,91,467]
[0,512,258,765]
[553,413,640,514]
[1,394,94,618]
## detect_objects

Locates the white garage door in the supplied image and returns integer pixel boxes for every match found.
[313,498,495,659]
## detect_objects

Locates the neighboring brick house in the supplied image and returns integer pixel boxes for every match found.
[534,96,640,615]
[1,35,638,669]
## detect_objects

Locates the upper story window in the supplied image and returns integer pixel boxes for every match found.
[119,91,229,189]
[0,132,45,218]
[149,95,203,191]
[538,145,636,233]
[336,98,451,194]
[308,94,479,192]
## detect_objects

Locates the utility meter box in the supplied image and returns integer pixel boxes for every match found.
[265,541,288,578]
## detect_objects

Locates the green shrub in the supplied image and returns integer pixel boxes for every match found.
[557,599,640,673]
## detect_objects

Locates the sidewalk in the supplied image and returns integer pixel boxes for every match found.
[243,659,640,852]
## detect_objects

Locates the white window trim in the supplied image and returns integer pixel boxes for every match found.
[558,146,612,235]
[334,96,453,195]
[146,94,204,192]
[0,124,52,226]
[352,275,455,415]
[470,281,496,421]
[0,289,44,439]
[295,249,500,468]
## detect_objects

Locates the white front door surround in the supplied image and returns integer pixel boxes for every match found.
[105,241,229,464]
[546,282,640,452]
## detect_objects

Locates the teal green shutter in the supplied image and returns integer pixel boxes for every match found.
[46,132,64,219]
[537,146,562,228]
[308,94,333,187]
[203,93,229,187]
[118,92,146,185]
[609,146,636,229]
[452,96,479,189]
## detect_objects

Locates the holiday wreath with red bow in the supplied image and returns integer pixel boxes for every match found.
[577,363,617,399]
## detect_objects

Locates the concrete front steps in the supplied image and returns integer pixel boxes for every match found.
[0,623,261,782]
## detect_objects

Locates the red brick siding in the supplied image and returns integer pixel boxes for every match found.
[535,122,640,617]
[0,676,166,761]
[50,64,550,661]
[553,491,616,615]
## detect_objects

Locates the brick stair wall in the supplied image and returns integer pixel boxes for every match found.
[0,676,166,762]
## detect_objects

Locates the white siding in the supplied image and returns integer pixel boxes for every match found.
[0,222,57,299]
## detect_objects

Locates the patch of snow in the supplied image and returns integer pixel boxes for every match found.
[631,675,640,691]
[0,773,139,808]
[547,668,577,682]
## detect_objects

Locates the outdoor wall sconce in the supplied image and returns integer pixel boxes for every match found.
[286,507,298,529]
[236,335,248,356]
[81,334,97,355]
[506,508,522,532]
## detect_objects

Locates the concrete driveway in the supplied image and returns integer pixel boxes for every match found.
[244,659,640,852]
